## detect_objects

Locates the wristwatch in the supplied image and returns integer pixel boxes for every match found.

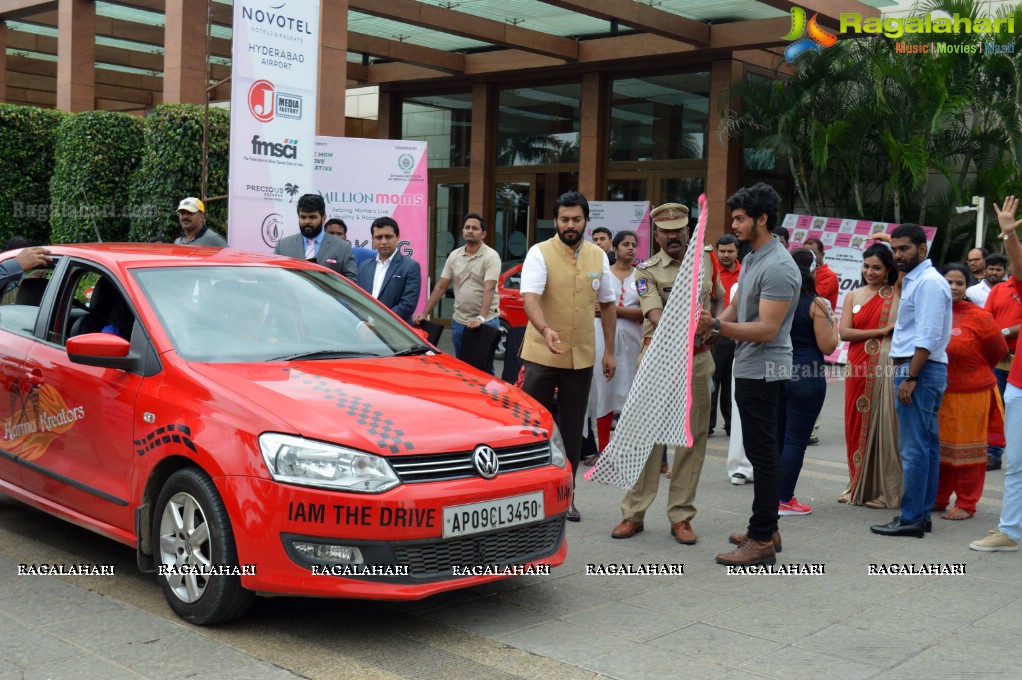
[904,375,918,383]
[476,315,486,322]
[710,318,721,336]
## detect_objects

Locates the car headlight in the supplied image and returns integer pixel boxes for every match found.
[259,433,400,493]
[549,426,568,469]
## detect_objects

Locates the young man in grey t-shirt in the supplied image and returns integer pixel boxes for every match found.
[697,183,799,567]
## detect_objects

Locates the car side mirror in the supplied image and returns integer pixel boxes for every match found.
[67,333,137,369]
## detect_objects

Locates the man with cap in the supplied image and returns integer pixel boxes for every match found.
[611,202,724,545]
[173,197,227,247]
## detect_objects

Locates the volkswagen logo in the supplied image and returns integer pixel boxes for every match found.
[473,445,499,479]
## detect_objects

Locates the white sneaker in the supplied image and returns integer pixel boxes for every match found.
[970,530,1019,552]
[730,473,748,485]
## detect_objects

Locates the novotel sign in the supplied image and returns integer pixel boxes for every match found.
[241,6,313,35]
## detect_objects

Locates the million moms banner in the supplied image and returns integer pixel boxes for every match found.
[313,137,430,311]
[228,1,320,250]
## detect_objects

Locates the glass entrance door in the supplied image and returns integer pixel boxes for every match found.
[494,178,534,268]
[431,180,469,322]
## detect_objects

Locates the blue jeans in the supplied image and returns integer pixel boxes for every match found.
[988,367,1009,461]
[893,361,947,524]
[451,317,500,373]
[776,373,827,502]
[999,384,1022,540]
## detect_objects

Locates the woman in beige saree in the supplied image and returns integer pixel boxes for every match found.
[839,244,902,508]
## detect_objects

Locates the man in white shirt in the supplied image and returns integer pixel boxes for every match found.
[519,191,616,522]
[967,253,1008,307]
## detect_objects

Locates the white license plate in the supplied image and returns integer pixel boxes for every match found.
[442,491,545,538]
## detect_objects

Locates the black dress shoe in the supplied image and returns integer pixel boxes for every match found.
[870,518,925,538]
[988,456,1002,471]
[924,516,932,533]
[566,503,581,522]
[807,436,819,445]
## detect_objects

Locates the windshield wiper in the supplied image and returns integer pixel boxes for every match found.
[270,350,383,362]
[392,346,432,357]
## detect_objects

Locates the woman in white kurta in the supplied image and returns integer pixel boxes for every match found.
[586,231,643,458]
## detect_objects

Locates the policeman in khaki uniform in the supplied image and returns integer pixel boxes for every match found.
[611,202,725,545]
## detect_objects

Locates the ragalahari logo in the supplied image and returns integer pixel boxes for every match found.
[782,7,839,62]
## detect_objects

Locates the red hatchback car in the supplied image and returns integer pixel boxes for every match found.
[0,245,570,624]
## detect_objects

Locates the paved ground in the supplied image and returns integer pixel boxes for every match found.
[1,337,1020,679]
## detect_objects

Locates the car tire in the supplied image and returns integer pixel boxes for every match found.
[495,320,510,360]
[153,468,254,625]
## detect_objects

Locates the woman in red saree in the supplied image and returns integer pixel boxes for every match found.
[839,244,901,508]
[935,264,1008,519]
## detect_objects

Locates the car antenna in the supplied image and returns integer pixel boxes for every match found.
[78,182,103,243]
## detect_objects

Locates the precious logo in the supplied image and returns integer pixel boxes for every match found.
[782,7,839,62]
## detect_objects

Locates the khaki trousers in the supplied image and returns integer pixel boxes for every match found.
[619,350,714,523]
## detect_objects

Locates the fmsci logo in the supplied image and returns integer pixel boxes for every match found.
[247,80,304,122]
[397,153,415,174]
[782,7,839,62]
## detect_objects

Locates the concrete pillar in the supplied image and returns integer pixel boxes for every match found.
[163,0,208,104]
[56,0,95,112]
[468,82,494,224]
[706,58,743,244]
[317,0,348,136]
[577,71,607,200]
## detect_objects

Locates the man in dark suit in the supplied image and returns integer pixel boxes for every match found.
[273,194,357,280]
[357,216,421,323]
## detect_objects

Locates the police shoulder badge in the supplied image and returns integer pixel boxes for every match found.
[635,279,649,295]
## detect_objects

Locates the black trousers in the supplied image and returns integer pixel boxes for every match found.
[521,360,593,485]
[709,337,736,432]
[735,378,783,541]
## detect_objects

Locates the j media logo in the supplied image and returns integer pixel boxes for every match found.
[248,80,304,122]
[782,7,839,62]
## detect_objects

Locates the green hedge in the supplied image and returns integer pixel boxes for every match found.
[128,103,230,242]
[49,111,145,244]
[0,104,66,246]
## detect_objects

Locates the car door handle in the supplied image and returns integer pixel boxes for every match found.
[22,368,44,386]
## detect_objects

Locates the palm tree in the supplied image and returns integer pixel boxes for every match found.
[284,183,299,202]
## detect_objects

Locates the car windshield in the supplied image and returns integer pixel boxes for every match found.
[132,266,428,362]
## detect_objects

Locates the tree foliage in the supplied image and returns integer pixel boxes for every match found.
[128,103,230,242]
[0,104,66,245]
[49,111,144,244]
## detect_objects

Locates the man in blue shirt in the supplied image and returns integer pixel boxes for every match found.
[871,223,951,538]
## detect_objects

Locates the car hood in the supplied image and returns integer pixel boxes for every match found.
[188,354,551,456]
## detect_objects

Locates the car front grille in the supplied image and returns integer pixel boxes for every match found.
[389,443,551,482]
[393,517,564,578]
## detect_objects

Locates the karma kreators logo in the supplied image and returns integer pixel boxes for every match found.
[3,385,85,461]
[782,8,839,62]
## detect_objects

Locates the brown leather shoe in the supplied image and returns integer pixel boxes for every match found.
[728,530,782,553]
[715,538,776,566]
[611,519,644,539]
[670,520,697,545]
